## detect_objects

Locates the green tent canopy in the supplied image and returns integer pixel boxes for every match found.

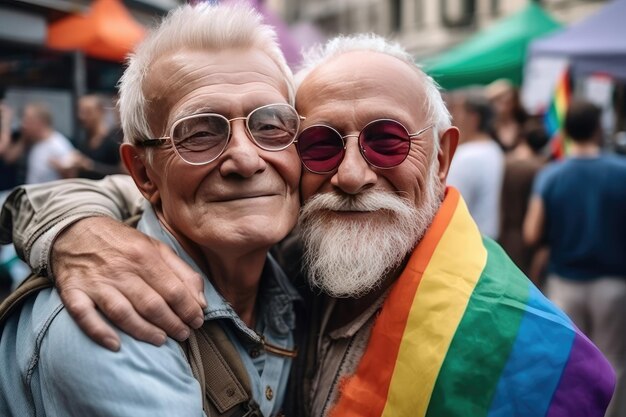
[422,3,561,90]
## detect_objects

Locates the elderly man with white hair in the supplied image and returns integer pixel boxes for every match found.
[0,6,616,417]
[0,4,303,417]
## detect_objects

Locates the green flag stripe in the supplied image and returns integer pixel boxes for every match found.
[425,238,531,417]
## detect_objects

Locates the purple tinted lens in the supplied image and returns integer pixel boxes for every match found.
[360,120,410,168]
[296,126,345,173]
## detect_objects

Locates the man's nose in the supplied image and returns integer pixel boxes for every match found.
[330,138,377,194]
[218,121,266,178]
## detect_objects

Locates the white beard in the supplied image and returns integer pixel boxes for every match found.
[298,165,442,298]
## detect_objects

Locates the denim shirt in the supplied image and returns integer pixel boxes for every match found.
[0,204,300,417]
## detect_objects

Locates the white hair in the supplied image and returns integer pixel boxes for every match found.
[295,33,451,139]
[117,2,295,146]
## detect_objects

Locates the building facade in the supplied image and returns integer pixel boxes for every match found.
[270,0,608,58]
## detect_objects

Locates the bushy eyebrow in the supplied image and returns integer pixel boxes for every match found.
[172,106,218,121]
[176,101,291,119]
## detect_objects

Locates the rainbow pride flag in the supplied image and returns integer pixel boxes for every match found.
[329,188,614,417]
[544,69,572,159]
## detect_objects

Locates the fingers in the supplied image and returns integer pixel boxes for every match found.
[53,217,206,347]
[160,245,207,328]
[62,277,193,348]
[161,244,206,308]
[89,285,169,347]
[120,274,195,341]
[60,288,122,352]
[109,228,205,336]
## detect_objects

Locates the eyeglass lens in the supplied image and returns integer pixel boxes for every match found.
[296,120,413,173]
[360,120,411,168]
[171,104,300,165]
[296,125,346,174]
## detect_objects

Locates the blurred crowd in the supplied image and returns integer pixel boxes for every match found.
[0,95,124,191]
[445,80,550,283]
[0,95,126,298]
[445,83,626,392]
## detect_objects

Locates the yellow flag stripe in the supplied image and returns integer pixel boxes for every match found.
[381,197,487,417]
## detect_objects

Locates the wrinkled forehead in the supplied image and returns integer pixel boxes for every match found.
[145,48,288,102]
[142,48,290,133]
[296,51,427,115]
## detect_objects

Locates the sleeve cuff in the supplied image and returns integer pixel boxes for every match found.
[29,211,113,279]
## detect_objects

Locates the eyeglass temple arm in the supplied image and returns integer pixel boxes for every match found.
[139,138,170,147]
[408,124,435,139]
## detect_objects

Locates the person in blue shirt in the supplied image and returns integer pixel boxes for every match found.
[524,99,626,417]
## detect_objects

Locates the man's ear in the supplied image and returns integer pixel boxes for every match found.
[120,143,160,205]
[436,126,459,183]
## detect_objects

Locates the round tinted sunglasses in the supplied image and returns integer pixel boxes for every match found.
[138,103,303,165]
[295,119,434,174]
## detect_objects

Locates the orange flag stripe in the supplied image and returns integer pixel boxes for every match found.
[329,189,460,417]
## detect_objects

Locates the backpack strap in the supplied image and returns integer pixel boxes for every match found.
[0,274,52,329]
[180,321,262,417]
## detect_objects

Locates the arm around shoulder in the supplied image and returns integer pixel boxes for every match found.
[0,175,142,273]
[3,174,205,354]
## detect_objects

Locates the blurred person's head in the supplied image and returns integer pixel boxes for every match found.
[486,79,526,123]
[486,80,527,151]
[78,95,106,133]
[118,3,300,266]
[21,103,53,143]
[449,90,493,143]
[521,117,549,155]
[294,34,459,297]
[564,100,602,144]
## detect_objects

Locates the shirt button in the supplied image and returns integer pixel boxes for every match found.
[265,385,274,401]
[249,348,261,358]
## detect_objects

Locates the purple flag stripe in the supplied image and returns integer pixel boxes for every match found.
[546,331,615,417]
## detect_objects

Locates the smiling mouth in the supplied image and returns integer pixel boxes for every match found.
[213,194,278,203]
[324,209,379,215]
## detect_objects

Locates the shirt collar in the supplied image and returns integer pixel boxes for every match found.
[322,289,389,341]
[137,202,300,340]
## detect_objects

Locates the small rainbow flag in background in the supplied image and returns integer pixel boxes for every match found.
[330,188,614,417]
[544,68,572,159]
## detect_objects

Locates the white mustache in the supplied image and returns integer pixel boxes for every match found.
[300,190,415,215]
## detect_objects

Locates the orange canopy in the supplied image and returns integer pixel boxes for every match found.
[47,0,146,62]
